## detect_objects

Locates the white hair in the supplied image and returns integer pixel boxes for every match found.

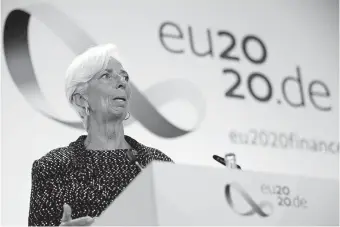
[65,43,122,130]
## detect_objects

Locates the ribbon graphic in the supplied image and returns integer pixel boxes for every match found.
[3,3,205,138]
[225,182,273,217]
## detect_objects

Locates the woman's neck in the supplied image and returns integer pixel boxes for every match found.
[85,117,131,150]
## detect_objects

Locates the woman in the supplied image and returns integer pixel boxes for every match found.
[28,44,173,226]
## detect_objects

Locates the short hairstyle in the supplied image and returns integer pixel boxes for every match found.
[64,43,121,129]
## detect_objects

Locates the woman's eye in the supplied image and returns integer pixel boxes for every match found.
[101,73,110,79]
[120,71,129,81]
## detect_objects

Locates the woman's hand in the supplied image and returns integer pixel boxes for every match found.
[60,204,95,226]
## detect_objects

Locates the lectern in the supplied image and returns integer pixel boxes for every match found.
[95,162,339,226]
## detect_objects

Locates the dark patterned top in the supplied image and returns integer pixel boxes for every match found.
[28,135,173,226]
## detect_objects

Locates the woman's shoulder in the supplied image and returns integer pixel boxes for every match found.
[144,145,174,162]
[31,146,75,179]
[125,135,174,163]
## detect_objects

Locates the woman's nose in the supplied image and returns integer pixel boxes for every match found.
[116,76,127,89]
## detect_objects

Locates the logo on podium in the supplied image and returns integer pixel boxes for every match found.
[225,182,274,217]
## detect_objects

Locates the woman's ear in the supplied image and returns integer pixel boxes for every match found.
[73,93,89,112]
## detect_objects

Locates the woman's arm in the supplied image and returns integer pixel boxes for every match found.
[28,159,63,226]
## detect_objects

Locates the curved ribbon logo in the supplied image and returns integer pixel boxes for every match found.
[3,3,205,138]
[225,182,273,217]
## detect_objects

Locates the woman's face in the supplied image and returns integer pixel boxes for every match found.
[86,57,131,121]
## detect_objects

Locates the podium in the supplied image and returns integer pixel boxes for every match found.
[95,162,339,226]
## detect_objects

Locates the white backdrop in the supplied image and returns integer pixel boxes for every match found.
[1,0,339,225]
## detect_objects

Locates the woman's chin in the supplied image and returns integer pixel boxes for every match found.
[107,107,127,119]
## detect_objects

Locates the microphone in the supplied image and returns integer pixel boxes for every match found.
[212,154,241,170]
[126,150,143,171]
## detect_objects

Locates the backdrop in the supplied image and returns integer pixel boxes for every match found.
[1,0,339,225]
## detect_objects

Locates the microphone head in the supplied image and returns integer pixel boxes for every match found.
[213,155,226,166]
